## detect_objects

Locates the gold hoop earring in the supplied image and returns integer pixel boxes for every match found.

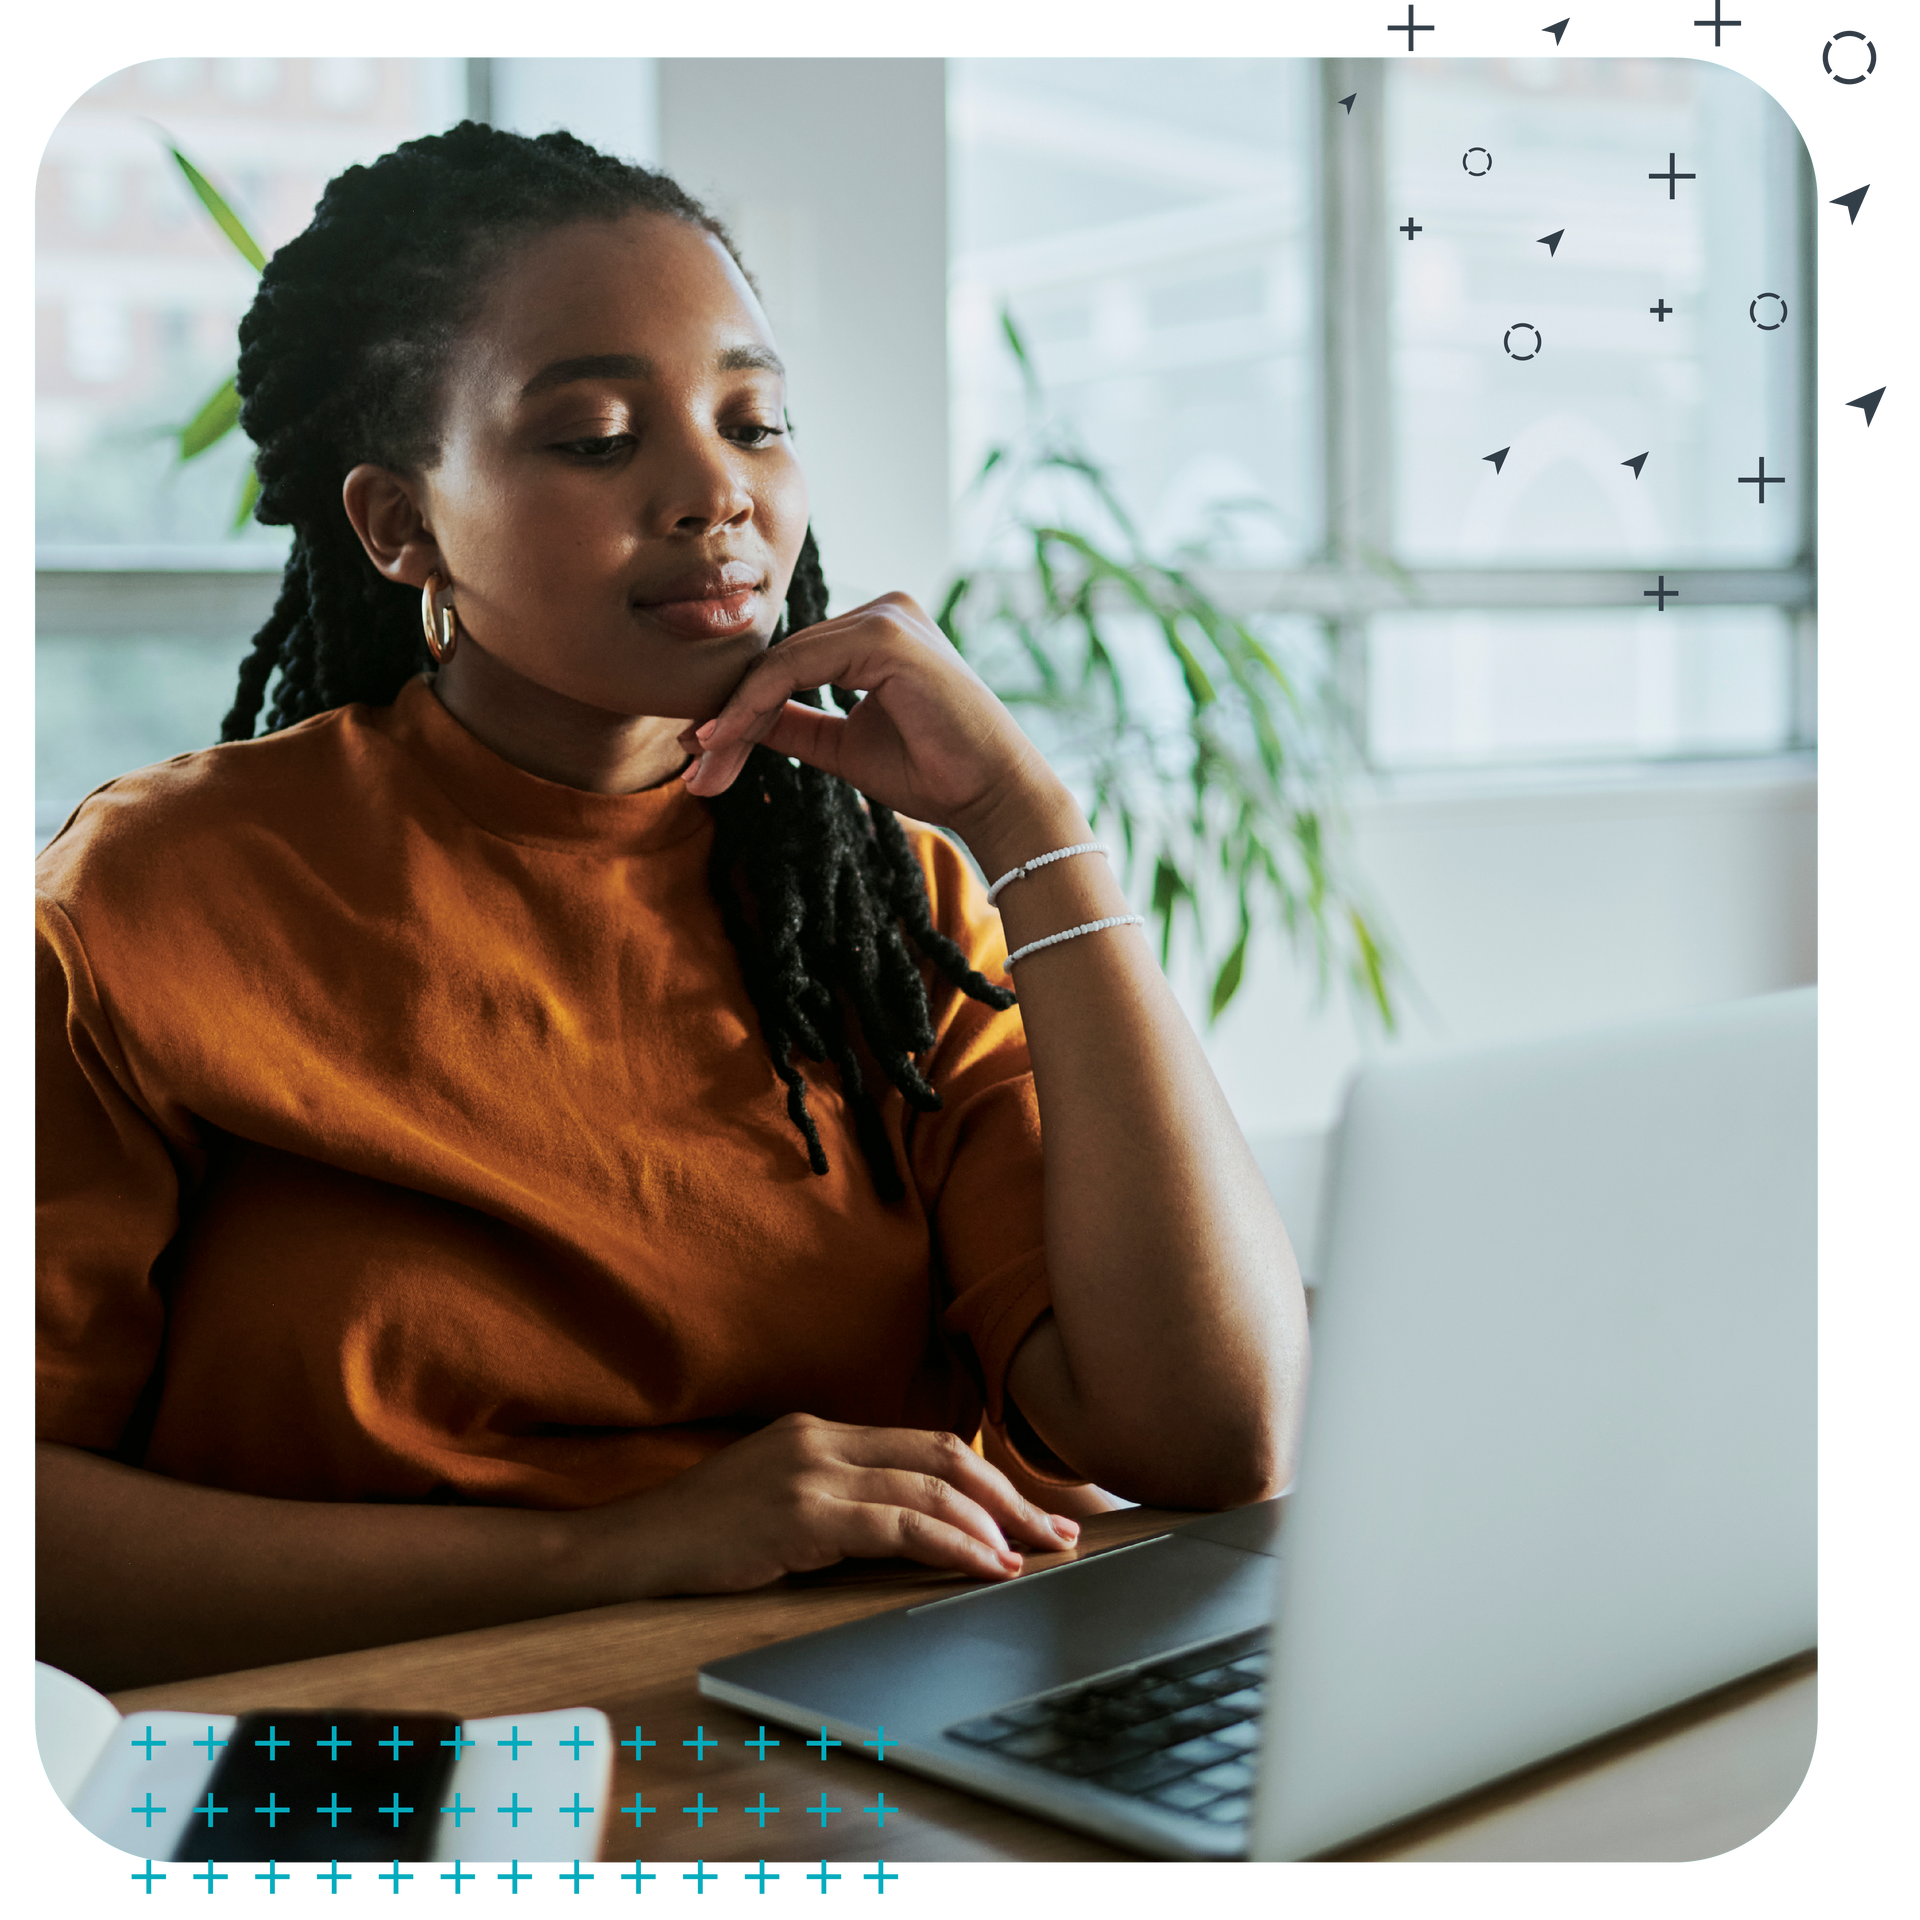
[420,571,460,665]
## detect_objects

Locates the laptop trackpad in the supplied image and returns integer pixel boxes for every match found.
[937,1535,1281,1679]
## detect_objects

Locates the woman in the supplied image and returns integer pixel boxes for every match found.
[35,124,1307,1691]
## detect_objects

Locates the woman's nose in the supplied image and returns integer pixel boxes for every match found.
[646,423,754,537]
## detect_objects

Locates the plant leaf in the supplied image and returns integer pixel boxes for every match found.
[166,143,268,272]
[231,462,261,531]
[1350,908,1395,1031]
[1210,921,1250,1023]
[178,376,240,461]
[999,306,1042,414]
[935,575,971,647]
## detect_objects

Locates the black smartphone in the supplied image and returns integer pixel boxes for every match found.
[172,1711,458,1861]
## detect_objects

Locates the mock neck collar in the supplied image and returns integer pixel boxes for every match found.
[376,674,710,854]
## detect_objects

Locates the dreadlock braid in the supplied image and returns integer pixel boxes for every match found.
[223,120,1015,1198]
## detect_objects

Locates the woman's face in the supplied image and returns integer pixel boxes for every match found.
[396,211,808,724]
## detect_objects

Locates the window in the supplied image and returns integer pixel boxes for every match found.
[948,56,1815,772]
[36,58,466,558]
[36,59,459,848]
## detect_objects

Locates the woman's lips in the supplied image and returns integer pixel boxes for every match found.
[633,567,763,639]
[638,587,760,639]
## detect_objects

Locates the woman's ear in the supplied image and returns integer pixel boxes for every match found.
[342,465,442,589]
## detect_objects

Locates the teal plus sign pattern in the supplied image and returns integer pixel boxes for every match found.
[867,1862,900,1893]
[623,1863,657,1892]
[808,1861,843,1893]
[255,1862,288,1892]
[747,1861,780,1892]
[380,1862,413,1893]
[498,1860,532,1892]
[560,1860,594,1892]
[684,1860,718,1892]
[192,1864,227,1894]
[316,1725,352,1760]
[683,1726,718,1759]
[745,1725,781,1758]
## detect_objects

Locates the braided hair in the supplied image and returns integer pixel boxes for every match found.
[223,120,1014,1201]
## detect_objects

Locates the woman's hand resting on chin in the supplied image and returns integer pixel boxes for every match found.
[677,593,1060,857]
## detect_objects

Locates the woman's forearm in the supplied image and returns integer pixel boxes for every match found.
[960,775,1310,1510]
[36,1442,612,1692]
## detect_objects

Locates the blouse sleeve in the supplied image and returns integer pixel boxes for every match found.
[36,894,194,1453]
[902,826,1083,1484]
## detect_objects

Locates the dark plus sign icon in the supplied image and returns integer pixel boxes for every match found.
[1649,154,1697,199]
[1387,6,1434,51]
[1400,217,1423,240]
[1692,3,1742,47]
[1738,456,1785,502]
[1644,576,1679,611]
[1650,299,1673,321]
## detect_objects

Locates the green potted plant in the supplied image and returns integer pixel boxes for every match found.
[939,315,1396,1027]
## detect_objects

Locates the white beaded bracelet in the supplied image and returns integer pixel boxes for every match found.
[985,841,1108,906]
[1004,914,1146,970]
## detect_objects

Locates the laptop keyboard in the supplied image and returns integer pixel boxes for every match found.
[943,1626,1269,1829]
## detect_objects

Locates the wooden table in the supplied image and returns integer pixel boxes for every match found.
[110,1506,1815,1864]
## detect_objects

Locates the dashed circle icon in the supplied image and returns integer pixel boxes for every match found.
[1823,32,1876,84]
[1750,293,1788,330]
[1462,147,1492,176]
[1503,323,1543,361]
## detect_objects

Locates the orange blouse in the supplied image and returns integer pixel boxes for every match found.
[36,676,1055,1508]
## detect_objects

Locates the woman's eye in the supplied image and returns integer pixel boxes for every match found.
[557,435,632,460]
[730,422,787,448]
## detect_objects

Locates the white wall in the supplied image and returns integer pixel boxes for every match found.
[1197,762,1817,1274]
[490,60,659,168]
[658,60,950,618]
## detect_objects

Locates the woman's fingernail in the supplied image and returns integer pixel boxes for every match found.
[694,719,719,745]
[1052,1515,1079,1540]
[680,754,706,784]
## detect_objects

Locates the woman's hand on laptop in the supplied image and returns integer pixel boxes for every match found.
[580,1412,1081,1595]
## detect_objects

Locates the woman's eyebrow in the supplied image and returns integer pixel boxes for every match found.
[519,345,784,399]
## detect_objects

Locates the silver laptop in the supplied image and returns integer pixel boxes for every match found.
[700,987,1816,1859]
